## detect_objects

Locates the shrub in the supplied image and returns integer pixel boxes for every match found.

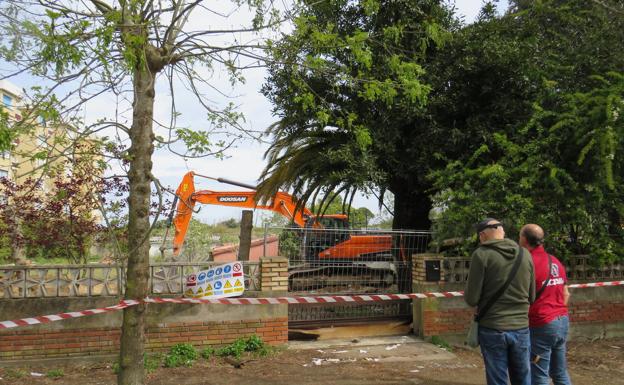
[46,369,64,378]
[201,346,215,359]
[430,335,452,351]
[164,343,198,368]
[144,353,162,374]
[215,335,272,359]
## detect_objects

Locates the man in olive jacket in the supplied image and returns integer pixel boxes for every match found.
[465,218,536,385]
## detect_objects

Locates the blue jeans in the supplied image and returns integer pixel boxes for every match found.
[479,326,531,385]
[530,315,572,385]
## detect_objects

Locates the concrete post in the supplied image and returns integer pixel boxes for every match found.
[238,210,253,261]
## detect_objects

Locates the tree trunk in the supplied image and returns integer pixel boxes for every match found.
[238,210,253,261]
[118,67,156,385]
[390,182,432,293]
[391,183,432,231]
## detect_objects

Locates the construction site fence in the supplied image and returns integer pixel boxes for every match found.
[263,226,433,294]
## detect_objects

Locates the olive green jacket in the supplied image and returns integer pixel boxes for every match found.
[464,238,536,330]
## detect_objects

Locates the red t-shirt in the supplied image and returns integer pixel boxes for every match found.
[528,245,569,327]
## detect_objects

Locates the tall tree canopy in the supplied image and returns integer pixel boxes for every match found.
[260,0,624,263]
[257,0,456,230]
[431,0,624,261]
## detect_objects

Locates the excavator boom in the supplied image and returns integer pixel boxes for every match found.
[171,172,312,256]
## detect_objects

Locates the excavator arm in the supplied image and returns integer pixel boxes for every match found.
[170,172,312,257]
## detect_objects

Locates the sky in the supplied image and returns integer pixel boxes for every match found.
[1,0,509,227]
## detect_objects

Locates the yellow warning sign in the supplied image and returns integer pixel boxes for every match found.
[196,286,203,294]
[205,283,212,291]
[234,279,242,287]
[185,289,193,297]
[224,280,232,289]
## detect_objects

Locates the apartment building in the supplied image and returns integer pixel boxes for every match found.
[0,79,102,188]
[0,79,22,182]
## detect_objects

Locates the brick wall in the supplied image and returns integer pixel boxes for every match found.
[0,280,288,364]
[0,257,293,363]
[413,286,624,344]
[411,253,624,343]
[145,318,288,350]
[568,301,624,324]
[0,317,288,361]
[212,236,280,263]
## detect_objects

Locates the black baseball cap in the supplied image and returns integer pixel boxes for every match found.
[475,218,503,233]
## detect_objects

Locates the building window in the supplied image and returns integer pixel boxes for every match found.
[0,169,8,179]
[2,95,12,107]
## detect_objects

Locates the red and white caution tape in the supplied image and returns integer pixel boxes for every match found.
[568,280,624,289]
[0,300,139,329]
[143,291,465,306]
[1,281,622,330]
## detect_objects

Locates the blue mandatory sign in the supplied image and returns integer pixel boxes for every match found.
[207,270,214,278]
[214,281,223,290]
[215,267,223,275]
[198,272,206,281]
[224,265,232,273]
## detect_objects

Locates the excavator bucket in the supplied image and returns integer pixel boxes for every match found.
[172,172,197,256]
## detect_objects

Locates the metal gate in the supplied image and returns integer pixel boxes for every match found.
[269,228,433,328]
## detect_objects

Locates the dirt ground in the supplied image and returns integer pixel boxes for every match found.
[1,337,623,385]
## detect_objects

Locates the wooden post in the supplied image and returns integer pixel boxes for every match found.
[238,210,253,261]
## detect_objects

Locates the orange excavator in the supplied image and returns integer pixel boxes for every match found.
[165,171,412,289]
[168,171,397,262]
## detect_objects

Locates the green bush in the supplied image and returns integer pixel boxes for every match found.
[215,335,272,359]
[164,343,198,368]
[46,369,64,378]
[201,346,215,359]
[4,368,27,379]
[144,353,162,374]
[430,335,452,351]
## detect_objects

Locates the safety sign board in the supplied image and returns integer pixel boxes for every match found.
[184,262,245,299]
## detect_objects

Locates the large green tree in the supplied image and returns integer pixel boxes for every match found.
[257,0,456,230]
[431,0,624,261]
[0,1,282,383]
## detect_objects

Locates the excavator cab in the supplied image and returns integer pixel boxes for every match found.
[305,214,350,229]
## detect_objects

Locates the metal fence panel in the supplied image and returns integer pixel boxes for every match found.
[273,227,432,325]
[270,227,432,295]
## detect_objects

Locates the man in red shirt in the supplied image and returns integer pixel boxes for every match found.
[519,224,571,385]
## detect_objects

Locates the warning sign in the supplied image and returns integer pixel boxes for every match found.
[184,262,246,299]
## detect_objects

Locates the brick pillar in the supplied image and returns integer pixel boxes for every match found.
[412,253,445,292]
[260,257,289,292]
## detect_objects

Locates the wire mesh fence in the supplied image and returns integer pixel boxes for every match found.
[265,226,433,326]
[264,226,433,295]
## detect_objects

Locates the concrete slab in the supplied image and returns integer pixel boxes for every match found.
[288,335,456,363]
